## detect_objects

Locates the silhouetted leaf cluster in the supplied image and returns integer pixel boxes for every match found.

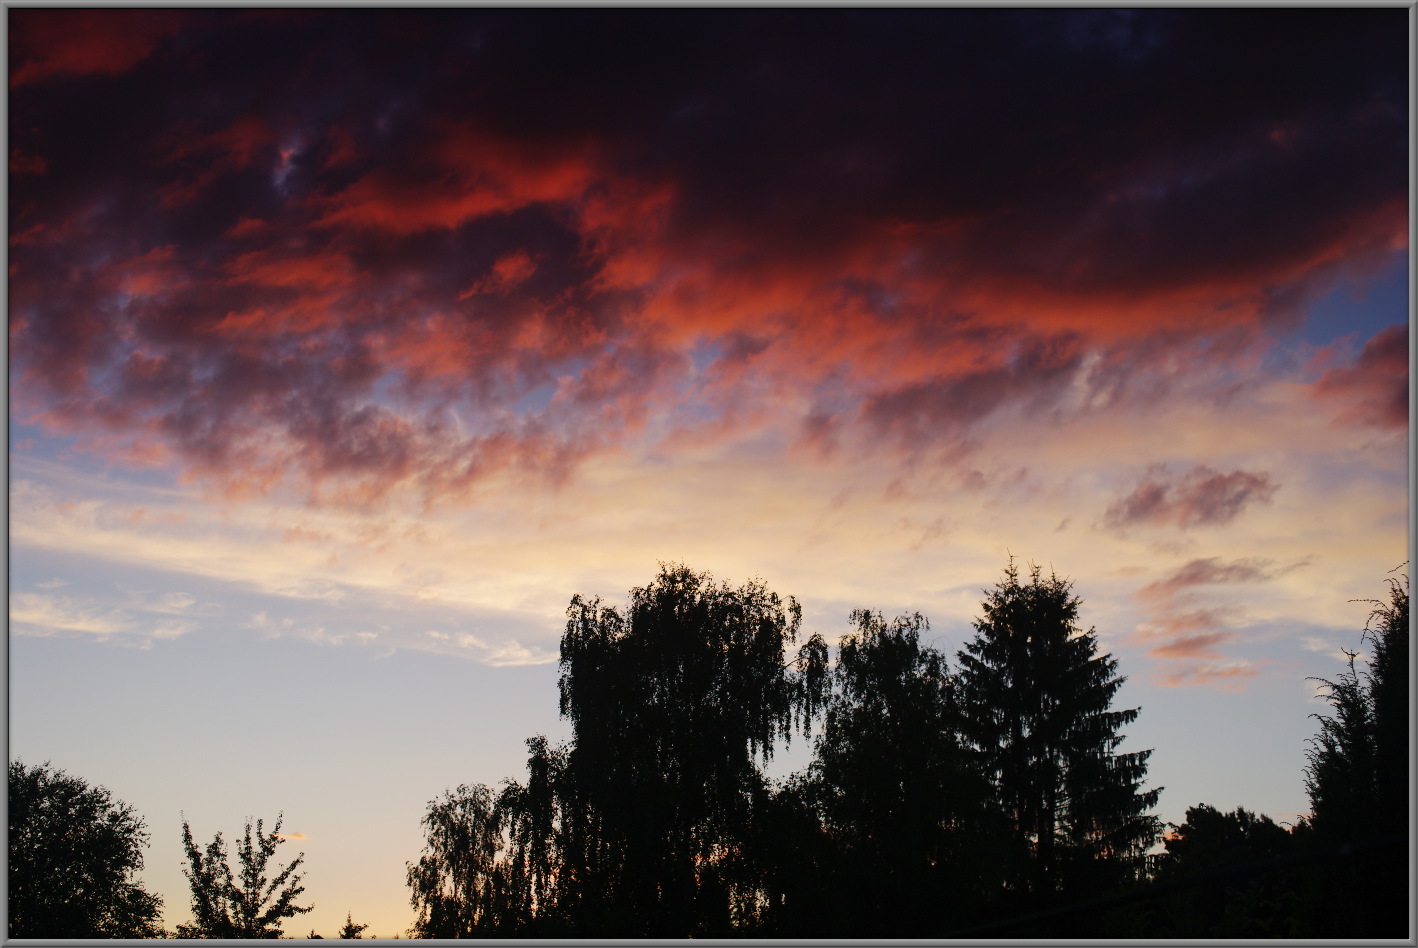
[176,813,312,937]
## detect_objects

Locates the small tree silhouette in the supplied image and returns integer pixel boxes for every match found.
[337,911,370,938]
[176,813,312,937]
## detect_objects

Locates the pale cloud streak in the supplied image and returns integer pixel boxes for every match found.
[10,590,196,647]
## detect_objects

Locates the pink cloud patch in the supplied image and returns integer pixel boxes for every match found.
[1105,464,1278,531]
[1154,661,1261,690]
[1311,324,1409,429]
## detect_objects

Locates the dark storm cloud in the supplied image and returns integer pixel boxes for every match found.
[8,9,1408,500]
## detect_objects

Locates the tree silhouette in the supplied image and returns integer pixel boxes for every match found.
[1146,805,1303,937]
[7,761,166,938]
[406,783,515,937]
[1303,567,1409,937]
[337,912,370,938]
[956,560,1160,917]
[506,563,827,936]
[497,736,574,932]
[792,609,1007,935]
[176,813,312,937]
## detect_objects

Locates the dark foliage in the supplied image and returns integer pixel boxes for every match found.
[407,564,827,937]
[405,783,515,937]
[337,912,370,938]
[955,560,1161,920]
[394,561,1408,938]
[785,609,1008,935]
[1302,568,1409,938]
[7,760,166,938]
[545,563,827,935]
[1144,805,1304,937]
[177,813,312,937]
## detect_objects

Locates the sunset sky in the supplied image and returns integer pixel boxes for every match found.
[7,8,1410,937]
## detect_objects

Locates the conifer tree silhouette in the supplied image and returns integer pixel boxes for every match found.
[956,560,1160,916]
[1303,568,1409,938]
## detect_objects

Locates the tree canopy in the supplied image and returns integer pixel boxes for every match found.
[789,609,1006,934]
[21,560,1401,940]
[547,563,828,935]
[406,783,512,937]
[7,760,166,938]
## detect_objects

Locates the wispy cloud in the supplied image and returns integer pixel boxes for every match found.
[1138,556,1282,602]
[1155,659,1262,691]
[1128,555,1314,690]
[9,590,194,646]
[10,592,135,638]
[1103,464,1279,532]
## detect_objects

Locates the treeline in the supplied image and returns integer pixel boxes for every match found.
[7,561,1408,938]
[400,561,1408,938]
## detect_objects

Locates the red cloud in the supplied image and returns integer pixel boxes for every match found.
[313,130,597,235]
[460,250,539,299]
[1311,324,1408,429]
[9,9,188,88]
[158,115,277,208]
[6,11,1407,507]
[226,249,353,292]
[9,149,47,175]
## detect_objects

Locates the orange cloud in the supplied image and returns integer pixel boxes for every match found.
[1155,661,1260,690]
